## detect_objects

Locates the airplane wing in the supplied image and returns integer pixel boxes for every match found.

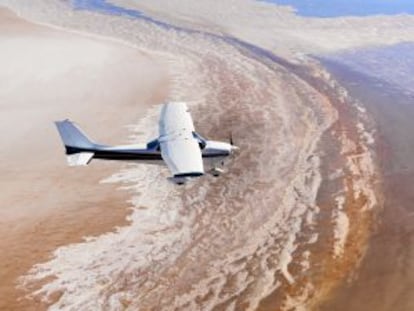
[159,102,204,177]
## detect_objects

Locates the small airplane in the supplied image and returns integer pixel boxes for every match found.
[55,102,239,184]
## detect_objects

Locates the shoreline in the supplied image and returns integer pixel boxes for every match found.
[254,59,380,310]
[317,57,414,311]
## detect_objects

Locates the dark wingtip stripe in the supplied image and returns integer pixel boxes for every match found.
[174,172,204,178]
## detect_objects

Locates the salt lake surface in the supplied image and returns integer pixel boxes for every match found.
[1,1,413,310]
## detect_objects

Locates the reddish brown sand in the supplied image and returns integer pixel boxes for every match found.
[317,58,414,311]
[0,8,168,310]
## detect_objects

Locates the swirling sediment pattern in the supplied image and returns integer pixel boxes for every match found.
[2,1,380,310]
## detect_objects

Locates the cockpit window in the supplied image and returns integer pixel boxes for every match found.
[147,139,160,151]
[192,131,207,149]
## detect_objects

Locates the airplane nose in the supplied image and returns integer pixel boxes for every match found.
[230,145,240,154]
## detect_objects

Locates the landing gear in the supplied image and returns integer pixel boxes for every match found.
[167,176,187,185]
[210,167,224,177]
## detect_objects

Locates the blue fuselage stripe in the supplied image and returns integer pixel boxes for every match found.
[65,146,228,161]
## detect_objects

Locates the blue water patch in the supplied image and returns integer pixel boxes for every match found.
[72,0,143,18]
[71,0,185,31]
[261,0,414,17]
[322,43,414,96]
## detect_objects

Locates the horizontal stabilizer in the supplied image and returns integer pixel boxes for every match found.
[66,152,94,166]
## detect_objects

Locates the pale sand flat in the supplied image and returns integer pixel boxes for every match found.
[0,7,168,310]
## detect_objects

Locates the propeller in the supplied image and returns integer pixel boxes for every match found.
[229,132,239,153]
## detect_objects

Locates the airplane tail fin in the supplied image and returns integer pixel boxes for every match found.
[55,119,97,166]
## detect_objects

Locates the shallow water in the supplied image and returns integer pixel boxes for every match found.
[72,0,142,18]
[322,43,414,97]
[262,0,414,17]
[319,45,414,311]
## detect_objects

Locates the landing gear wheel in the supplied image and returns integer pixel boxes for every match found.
[210,167,224,177]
